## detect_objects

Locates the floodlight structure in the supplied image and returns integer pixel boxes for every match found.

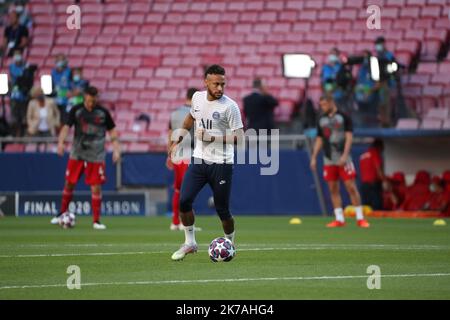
[370,56,381,81]
[282,54,327,216]
[282,54,316,79]
[369,56,410,121]
[40,75,52,95]
[282,53,316,126]
[0,73,8,122]
[369,56,399,82]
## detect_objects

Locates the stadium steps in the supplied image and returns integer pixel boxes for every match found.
[19,0,450,151]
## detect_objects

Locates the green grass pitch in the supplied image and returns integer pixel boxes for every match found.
[0,216,449,300]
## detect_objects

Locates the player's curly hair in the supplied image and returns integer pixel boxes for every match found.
[85,86,98,97]
[319,93,334,102]
[204,64,225,78]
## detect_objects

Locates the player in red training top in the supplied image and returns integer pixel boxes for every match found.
[310,95,370,228]
[50,86,121,230]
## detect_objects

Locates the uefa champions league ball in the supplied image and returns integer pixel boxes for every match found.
[59,212,76,229]
[208,237,236,262]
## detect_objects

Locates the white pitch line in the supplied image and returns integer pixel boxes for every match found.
[0,248,297,258]
[1,244,449,258]
[2,243,449,249]
[1,273,450,290]
[0,251,166,258]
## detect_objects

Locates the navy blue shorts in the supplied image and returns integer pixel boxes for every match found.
[179,158,233,220]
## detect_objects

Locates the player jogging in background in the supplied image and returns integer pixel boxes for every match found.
[310,95,370,228]
[168,64,244,261]
[50,86,121,230]
[167,87,198,231]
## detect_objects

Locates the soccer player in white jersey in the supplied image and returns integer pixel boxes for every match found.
[168,64,244,261]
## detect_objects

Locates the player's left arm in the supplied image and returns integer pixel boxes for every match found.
[108,128,121,163]
[339,131,353,165]
[104,108,121,163]
[339,114,354,166]
[166,125,174,170]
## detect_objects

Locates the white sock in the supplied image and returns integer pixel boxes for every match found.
[355,206,364,221]
[225,231,235,244]
[334,208,345,222]
[184,225,196,245]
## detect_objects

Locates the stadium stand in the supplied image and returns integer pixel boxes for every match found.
[0,0,449,152]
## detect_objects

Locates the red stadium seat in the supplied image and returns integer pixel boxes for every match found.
[82,14,104,26]
[423,85,443,97]
[416,62,439,74]
[22,0,449,141]
[396,40,421,55]
[401,171,432,210]
[404,29,425,41]
[421,40,444,60]
[77,35,96,46]
[438,62,450,74]
[396,118,420,129]
[420,5,442,18]
[421,118,443,129]
[408,74,430,86]
[400,6,421,18]
[393,18,413,30]
[417,97,436,115]
[413,18,434,29]
[4,144,25,153]
[425,108,449,119]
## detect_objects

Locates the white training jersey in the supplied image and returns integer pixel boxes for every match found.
[190,91,243,164]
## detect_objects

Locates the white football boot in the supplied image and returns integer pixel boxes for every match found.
[50,214,64,225]
[93,222,107,230]
[171,243,198,261]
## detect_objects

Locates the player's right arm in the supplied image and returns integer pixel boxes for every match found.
[168,113,194,158]
[310,136,323,171]
[57,105,77,156]
[338,113,354,166]
[57,125,69,156]
[310,118,324,171]
[166,124,174,170]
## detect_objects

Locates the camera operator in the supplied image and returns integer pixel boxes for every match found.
[321,48,354,115]
[8,49,28,136]
[1,11,29,59]
[374,37,397,128]
[354,50,378,127]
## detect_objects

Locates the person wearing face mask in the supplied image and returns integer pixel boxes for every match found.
[51,54,72,121]
[67,67,89,114]
[8,49,28,136]
[320,48,353,115]
[359,139,386,210]
[354,50,379,127]
[13,1,33,29]
[321,48,342,94]
[425,176,449,212]
[374,37,396,128]
[1,10,29,58]
[26,87,60,150]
